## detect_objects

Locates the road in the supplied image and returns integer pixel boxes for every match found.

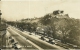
[7,27,38,49]
[7,26,64,50]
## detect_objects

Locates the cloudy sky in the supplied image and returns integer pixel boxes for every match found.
[1,0,80,21]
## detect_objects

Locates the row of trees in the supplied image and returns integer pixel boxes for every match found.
[7,21,37,32]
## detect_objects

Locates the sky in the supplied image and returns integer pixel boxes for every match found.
[1,0,80,21]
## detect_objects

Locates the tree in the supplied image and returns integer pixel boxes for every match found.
[31,22,38,32]
[40,14,52,25]
[54,19,69,43]
[66,19,80,45]
[1,18,7,23]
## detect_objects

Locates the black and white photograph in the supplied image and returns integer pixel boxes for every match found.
[0,0,80,50]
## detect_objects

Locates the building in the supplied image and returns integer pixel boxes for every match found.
[49,10,70,19]
[0,10,7,49]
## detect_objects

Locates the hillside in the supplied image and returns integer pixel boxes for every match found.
[7,10,80,46]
